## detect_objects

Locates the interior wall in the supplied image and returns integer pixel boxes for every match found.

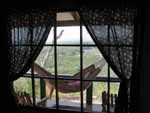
[140,8,150,113]
[3,4,143,113]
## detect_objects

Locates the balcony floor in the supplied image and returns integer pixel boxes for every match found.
[37,99,115,113]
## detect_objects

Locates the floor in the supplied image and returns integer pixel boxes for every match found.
[36,99,115,113]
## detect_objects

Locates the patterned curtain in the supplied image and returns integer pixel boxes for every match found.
[79,7,137,113]
[7,9,54,82]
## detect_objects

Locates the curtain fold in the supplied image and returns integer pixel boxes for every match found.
[79,7,137,113]
[7,9,54,82]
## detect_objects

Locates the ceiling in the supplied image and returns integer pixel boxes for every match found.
[57,11,80,26]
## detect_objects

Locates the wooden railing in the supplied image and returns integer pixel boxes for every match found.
[15,92,32,105]
[24,73,120,82]
[18,73,120,111]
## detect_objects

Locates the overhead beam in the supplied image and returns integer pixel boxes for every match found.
[57,20,80,26]
[71,12,80,21]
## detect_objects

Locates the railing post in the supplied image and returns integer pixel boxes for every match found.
[86,83,93,112]
[40,79,46,99]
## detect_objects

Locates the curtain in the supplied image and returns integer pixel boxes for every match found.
[80,7,137,113]
[7,9,54,82]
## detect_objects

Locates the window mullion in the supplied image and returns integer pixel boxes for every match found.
[107,25,110,113]
[54,12,59,110]
[30,21,36,106]
[31,64,35,106]
[80,19,84,112]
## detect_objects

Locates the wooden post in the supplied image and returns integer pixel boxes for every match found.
[40,79,46,99]
[86,83,93,112]
[110,93,113,107]
[102,91,107,112]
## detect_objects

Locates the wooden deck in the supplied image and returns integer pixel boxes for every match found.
[36,98,115,113]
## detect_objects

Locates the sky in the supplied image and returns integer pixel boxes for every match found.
[46,26,94,44]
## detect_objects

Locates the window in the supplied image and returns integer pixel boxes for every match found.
[14,11,120,113]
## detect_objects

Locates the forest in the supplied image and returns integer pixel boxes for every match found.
[14,45,119,104]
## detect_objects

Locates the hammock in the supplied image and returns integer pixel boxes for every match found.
[33,59,105,97]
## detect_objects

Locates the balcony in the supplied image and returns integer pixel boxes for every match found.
[14,73,120,113]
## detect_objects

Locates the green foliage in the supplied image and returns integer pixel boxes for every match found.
[14,78,32,96]
[14,46,119,103]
